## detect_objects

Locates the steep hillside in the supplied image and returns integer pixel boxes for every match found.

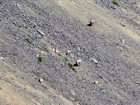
[0,0,140,105]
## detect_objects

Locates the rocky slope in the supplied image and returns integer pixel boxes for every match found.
[0,0,140,105]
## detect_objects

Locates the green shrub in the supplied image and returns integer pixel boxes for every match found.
[64,57,68,61]
[68,63,77,73]
[112,0,119,6]
[25,38,32,44]
[37,56,44,63]
[44,48,49,52]
[58,53,62,56]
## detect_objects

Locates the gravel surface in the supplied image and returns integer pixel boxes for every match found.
[0,0,140,105]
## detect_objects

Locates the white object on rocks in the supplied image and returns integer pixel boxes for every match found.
[75,59,82,66]
[66,50,72,55]
[37,30,45,36]
[71,90,76,96]
[36,54,40,57]
[52,48,59,53]
[40,51,44,54]
[91,19,95,24]
[0,57,4,60]
[38,78,43,83]
[94,80,99,84]
[121,39,125,44]
[16,3,21,8]
[92,58,98,64]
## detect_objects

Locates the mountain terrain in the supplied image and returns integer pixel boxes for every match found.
[0,0,140,105]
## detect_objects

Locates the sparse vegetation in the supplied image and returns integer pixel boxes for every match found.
[32,71,40,77]
[42,77,48,81]
[64,57,68,61]
[37,56,44,63]
[25,38,32,44]
[58,53,62,56]
[112,0,119,6]
[44,48,49,52]
[68,63,77,73]
[1,0,139,104]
